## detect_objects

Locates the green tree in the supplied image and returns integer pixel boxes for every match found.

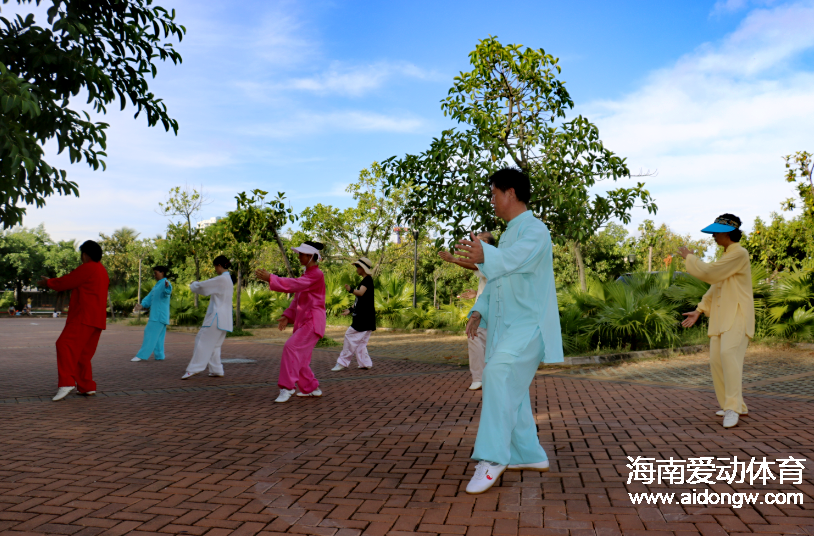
[0,224,48,302]
[781,151,813,218]
[382,36,656,291]
[300,162,413,272]
[42,238,79,277]
[742,213,814,274]
[217,190,297,331]
[626,220,711,274]
[159,185,208,306]
[0,0,185,228]
[98,227,158,287]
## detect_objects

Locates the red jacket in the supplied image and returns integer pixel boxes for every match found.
[48,261,110,330]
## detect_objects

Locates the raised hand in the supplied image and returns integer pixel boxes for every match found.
[677,246,695,259]
[455,232,484,264]
[255,269,272,281]
[340,309,350,316]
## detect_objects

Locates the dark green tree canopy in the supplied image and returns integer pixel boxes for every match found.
[0,0,185,228]
[382,36,656,246]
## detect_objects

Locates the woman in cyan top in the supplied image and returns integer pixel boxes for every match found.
[256,241,326,403]
[132,265,173,362]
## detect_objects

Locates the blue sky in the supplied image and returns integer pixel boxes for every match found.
[7,0,814,243]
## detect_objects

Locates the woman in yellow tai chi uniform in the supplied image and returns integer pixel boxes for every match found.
[679,213,754,430]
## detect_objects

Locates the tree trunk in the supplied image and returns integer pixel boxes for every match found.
[108,292,115,319]
[648,246,653,272]
[271,226,294,278]
[15,280,22,308]
[433,275,438,308]
[571,241,587,292]
[235,264,242,332]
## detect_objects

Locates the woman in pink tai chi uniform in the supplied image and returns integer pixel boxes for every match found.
[256,241,326,403]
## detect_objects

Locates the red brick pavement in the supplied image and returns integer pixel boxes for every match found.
[1,320,814,535]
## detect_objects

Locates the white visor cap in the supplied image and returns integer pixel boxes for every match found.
[292,243,321,261]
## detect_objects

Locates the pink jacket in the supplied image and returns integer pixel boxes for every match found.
[269,265,326,337]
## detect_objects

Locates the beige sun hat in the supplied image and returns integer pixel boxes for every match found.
[352,257,373,275]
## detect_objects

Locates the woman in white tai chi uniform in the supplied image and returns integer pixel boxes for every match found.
[182,255,234,380]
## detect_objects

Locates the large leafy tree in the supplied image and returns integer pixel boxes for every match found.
[300,162,414,273]
[382,36,656,291]
[213,190,297,331]
[781,151,813,218]
[0,0,185,228]
[158,185,208,306]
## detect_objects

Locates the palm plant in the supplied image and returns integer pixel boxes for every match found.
[109,284,138,315]
[588,276,680,351]
[240,284,291,324]
[170,287,207,326]
[439,298,474,328]
[324,272,354,317]
[765,269,814,341]
[374,274,429,323]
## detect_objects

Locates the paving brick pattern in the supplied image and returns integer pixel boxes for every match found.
[2,318,814,535]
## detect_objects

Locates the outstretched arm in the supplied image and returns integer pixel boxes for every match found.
[266,270,321,294]
[685,250,749,285]
[44,264,90,292]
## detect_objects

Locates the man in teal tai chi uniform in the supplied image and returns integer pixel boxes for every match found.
[456,167,564,495]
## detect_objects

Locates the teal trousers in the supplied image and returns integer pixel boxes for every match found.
[472,330,548,465]
[135,321,167,360]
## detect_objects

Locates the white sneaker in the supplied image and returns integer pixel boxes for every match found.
[465,461,506,494]
[357,365,371,369]
[78,391,96,396]
[468,382,482,391]
[275,388,296,403]
[331,364,346,371]
[723,409,740,428]
[297,388,322,397]
[717,410,747,417]
[131,356,144,362]
[52,386,75,401]
[507,460,549,471]
[181,371,198,380]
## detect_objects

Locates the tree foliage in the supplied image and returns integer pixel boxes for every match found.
[0,0,185,228]
[381,36,657,277]
[300,162,413,272]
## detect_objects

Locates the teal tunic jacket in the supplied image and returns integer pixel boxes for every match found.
[470,211,563,363]
[142,278,173,325]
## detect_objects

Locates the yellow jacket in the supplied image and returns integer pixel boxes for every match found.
[686,243,755,338]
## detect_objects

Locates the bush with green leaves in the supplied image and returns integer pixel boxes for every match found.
[765,269,814,341]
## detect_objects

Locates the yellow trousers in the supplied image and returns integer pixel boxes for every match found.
[709,310,749,414]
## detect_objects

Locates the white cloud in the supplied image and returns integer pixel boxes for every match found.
[583,1,814,240]
[248,110,424,137]
[711,0,778,15]
[285,61,438,97]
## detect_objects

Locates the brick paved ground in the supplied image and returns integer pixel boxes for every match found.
[2,318,814,535]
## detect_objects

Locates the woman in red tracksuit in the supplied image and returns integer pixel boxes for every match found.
[37,240,110,401]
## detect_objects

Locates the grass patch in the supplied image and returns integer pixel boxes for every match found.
[226,329,254,337]
[316,336,341,347]
[128,319,147,326]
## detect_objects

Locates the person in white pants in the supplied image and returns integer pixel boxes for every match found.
[439,232,494,390]
[332,257,376,371]
[182,255,234,380]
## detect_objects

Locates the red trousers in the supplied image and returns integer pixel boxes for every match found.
[56,322,102,391]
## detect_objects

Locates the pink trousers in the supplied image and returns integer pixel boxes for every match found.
[279,327,320,393]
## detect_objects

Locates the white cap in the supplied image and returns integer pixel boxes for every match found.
[292,243,321,261]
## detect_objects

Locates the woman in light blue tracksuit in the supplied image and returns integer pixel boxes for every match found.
[131,265,173,362]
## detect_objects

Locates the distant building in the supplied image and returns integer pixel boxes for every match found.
[197,217,222,230]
